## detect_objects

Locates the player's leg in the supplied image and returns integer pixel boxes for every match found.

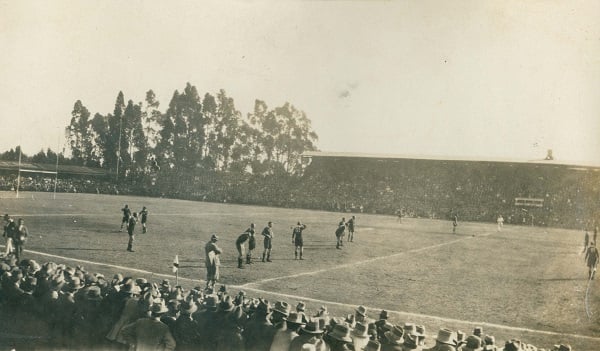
[142,220,147,234]
[127,234,134,252]
[299,243,304,260]
[237,245,244,269]
[262,240,267,262]
[266,242,272,262]
[246,248,252,264]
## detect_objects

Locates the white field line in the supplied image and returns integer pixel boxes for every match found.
[3,245,600,342]
[13,213,231,217]
[241,232,494,288]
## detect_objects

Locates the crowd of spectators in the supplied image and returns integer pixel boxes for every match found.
[0,255,574,351]
[2,156,599,230]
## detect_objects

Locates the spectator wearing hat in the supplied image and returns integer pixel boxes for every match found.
[424,328,457,351]
[126,212,138,252]
[482,335,496,351]
[217,303,246,351]
[292,221,307,260]
[352,322,370,350]
[121,298,176,351]
[325,323,353,351]
[458,335,483,351]
[243,298,273,351]
[172,299,201,351]
[289,318,326,351]
[270,311,306,351]
[195,294,222,350]
[381,325,405,351]
[106,281,143,344]
[205,234,222,290]
[271,300,291,329]
[3,214,17,257]
[367,339,382,351]
[72,286,104,348]
[502,339,523,351]
[262,221,274,262]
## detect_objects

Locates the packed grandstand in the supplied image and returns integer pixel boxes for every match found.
[1,152,599,230]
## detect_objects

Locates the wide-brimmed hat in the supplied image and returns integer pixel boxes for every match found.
[69,277,84,291]
[285,312,305,326]
[558,344,572,351]
[403,323,423,337]
[220,296,235,312]
[473,326,483,336]
[435,328,456,345]
[301,319,324,334]
[86,287,103,301]
[150,298,169,315]
[365,340,381,351]
[21,276,37,293]
[351,322,369,338]
[503,339,523,351]
[180,300,198,314]
[402,333,418,350]
[203,295,219,311]
[355,305,367,317]
[122,282,141,295]
[329,324,352,343]
[463,335,483,351]
[256,298,271,314]
[273,301,291,316]
[384,325,404,345]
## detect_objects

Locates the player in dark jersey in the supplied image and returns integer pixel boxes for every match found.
[126,212,138,252]
[291,222,307,260]
[261,221,274,262]
[120,205,131,232]
[236,224,255,268]
[346,216,356,242]
[246,223,256,264]
[452,214,458,234]
[335,222,345,250]
[139,206,148,233]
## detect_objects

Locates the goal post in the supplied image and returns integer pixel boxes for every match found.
[514,197,544,226]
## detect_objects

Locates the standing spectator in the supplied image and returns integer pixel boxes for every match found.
[347,216,356,242]
[120,205,131,232]
[120,298,176,351]
[205,234,222,290]
[292,222,307,260]
[262,221,274,263]
[3,214,16,257]
[270,312,305,351]
[585,242,599,280]
[126,212,138,252]
[289,319,325,351]
[140,206,149,233]
[14,218,28,261]
[172,299,201,351]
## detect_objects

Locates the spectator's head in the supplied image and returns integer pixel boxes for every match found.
[285,312,306,331]
[384,325,405,345]
[365,339,381,351]
[462,335,483,351]
[300,319,324,336]
[473,326,483,337]
[179,300,198,315]
[203,295,219,312]
[503,339,523,351]
[355,305,368,322]
[220,295,235,312]
[296,301,306,312]
[150,298,169,317]
[331,323,353,344]
[434,328,456,347]
[272,301,291,322]
[379,309,389,320]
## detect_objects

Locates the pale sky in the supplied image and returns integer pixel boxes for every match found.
[1,0,599,164]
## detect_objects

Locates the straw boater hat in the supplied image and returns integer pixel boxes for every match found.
[300,319,324,334]
[435,328,456,345]
[284,312,306,327]
[384,325,405,345]
[329,324,353,343]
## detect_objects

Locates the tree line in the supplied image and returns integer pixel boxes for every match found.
[61,82,318,180]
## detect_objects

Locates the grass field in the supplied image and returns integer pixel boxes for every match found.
[2,191,599,349]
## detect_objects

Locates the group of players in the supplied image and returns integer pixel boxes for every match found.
[201,216,358,290]
[119,204,149,252]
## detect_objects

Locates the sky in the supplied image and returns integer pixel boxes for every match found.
[1,0,599,165]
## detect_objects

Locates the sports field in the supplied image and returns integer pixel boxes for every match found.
[1,191,599,349]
